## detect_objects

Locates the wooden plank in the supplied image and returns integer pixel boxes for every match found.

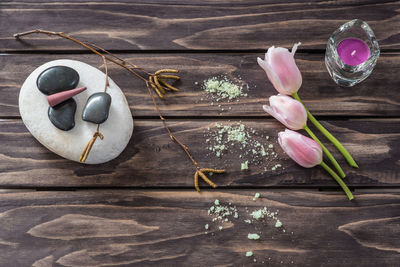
[1,53,399,118]
[1,1,399,51]
[0,118,398,188]
[0,189,398,266]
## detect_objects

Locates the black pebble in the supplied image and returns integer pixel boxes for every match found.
[37,66,79,95]
[82,92,112,124]
[48,98,77,131]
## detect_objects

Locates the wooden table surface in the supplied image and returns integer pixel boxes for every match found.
[0,1,399,266]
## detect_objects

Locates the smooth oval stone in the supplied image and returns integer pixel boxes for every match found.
[37,66,79,95]
[19,59,134,164]
[82,92,112,124]
[48,98,77,131]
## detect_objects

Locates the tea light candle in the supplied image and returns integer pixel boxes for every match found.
[337,38,370,66]
[325,19,379,86]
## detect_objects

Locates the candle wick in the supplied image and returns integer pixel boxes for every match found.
[351,50,356,56]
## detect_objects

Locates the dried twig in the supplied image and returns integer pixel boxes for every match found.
[14,29,224,191]
[158,78,180,92]
[153,75,165,94]
[159,74,180,80]
[79,131,104,162]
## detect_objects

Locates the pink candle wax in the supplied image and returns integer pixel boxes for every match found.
[337,38,370,66]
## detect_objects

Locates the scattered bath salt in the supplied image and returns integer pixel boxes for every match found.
[272,163,282,171]
[251,208,277,220]
[207,199,239,227]
[248,233,260,240]
[204,197,290,262]
[253,192,260,201]
[250,207,284,230]
[204,122,282,172]
[203,76,246,100]
[241,161,249,171]
[250,209,264,220]
[261,145,267,156]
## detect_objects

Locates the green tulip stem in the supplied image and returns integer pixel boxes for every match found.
[292,92,359,168]
[320,161,354,200]
[304,125,346,178]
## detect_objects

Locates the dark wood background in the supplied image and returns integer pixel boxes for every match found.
[0,1,399,266]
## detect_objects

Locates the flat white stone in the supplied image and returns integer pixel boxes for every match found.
[19,59,134,164]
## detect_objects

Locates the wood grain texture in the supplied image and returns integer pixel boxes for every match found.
[0,118,398,188]
[0,1,399,51]
[0,2,398,265]
[1,53,399,118]
[0,189,398,266]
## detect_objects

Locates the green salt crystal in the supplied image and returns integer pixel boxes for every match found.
[253,192,260,201]
[246,251,253,257]
[241,161,249,171]
[248,233,260,240]
[275,220,283,228]
[251,210,264,220]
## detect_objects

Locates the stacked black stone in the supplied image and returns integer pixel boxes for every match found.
[37,66,79,131]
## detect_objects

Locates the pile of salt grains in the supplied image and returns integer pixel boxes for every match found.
[200,76,248,113]
[205,194,292,264]
[205,122,283,172]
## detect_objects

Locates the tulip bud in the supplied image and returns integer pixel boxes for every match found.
[257,43,302,95]
[278,129,322,168]
[263,95,307,130]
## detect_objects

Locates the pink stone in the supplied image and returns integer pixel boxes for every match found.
[47,87,86,107]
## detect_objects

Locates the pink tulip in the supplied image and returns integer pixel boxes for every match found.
[278,129,322,168]
[263,95,307,130]
[257,43,302,95]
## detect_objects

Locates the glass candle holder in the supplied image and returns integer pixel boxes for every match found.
[325,19,380,87]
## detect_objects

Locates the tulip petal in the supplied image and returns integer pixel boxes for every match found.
[257,57,269,71]
[291,42,301,55]
[263,104,287,127]
[278,129,322,168]
[258,56,284,93]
